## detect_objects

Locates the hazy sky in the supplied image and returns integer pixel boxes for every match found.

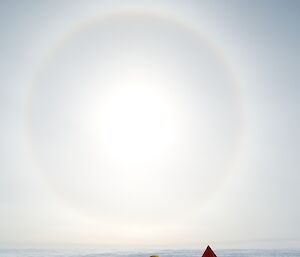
[0,0,299,249]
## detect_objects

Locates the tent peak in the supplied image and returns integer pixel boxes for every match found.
[201,245,217,257]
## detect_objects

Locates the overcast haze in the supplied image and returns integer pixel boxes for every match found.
[0,0,299,249]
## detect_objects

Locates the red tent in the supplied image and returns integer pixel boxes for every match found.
[201,246,217,257]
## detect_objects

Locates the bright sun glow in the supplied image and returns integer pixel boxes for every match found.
[98,79,178,164]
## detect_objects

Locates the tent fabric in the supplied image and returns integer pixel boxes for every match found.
[201,246,218,257]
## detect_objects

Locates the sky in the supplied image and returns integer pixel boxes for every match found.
[0,0,299,249]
